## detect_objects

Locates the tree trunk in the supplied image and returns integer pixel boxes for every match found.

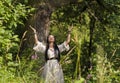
[31,4,51,42]
[88,17,95,68]
[19,4,51,55]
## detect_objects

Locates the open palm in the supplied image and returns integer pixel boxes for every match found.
[29,25,36,33]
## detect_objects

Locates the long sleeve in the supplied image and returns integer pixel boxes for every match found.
[58,41,70,53]
[33,41,46,54]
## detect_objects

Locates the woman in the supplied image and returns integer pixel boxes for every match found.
[30,26,72,83]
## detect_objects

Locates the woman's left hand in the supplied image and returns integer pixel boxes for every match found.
[68,25,73,34]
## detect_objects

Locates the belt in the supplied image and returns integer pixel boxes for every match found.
[48,57,57,60]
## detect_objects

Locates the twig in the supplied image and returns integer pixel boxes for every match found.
[110,49,117,61]
[16,31,28,63]
[60,46,76,64]
[37,66,44,74]
[87,9,98,21]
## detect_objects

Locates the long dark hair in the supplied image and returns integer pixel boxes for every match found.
[45,35,60,61]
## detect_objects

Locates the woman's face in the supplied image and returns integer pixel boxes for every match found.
[48,35,55,43]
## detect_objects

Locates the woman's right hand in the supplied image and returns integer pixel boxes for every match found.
[29,25,36,34]
[29,25,39,44]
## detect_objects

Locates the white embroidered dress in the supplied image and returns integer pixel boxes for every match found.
[33,41,69,83]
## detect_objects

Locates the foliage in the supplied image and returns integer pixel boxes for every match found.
[0,0,35,82]
[50,0,120,82]
[0,0,120,83]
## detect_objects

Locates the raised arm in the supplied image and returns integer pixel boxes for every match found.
[30,25,46,53]
[30,25,39,44]
[58,34,70,53]
[58,25,73,52]
[66,33,71,45]
[66,25,73,45]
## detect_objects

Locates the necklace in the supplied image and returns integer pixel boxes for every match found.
[49,48,54,52]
